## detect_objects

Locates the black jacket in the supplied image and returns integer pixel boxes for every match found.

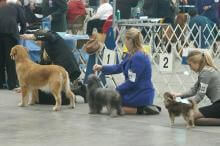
[116,0,139,19]
[34,31,81,81]
[34,0,67,32]
[143,0,174,19]
[0,3,26,39]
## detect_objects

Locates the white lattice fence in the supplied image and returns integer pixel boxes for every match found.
[114,22,220,99]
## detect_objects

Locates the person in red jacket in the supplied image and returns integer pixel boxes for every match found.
[67,0,86,25]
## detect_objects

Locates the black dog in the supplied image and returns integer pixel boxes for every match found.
[35,30,81,82]
[87,74,123,117]
[72,81,87,103]
[34,30,81,105]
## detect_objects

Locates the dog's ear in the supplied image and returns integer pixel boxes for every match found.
[164,92,175,101]
[10,46,17,60]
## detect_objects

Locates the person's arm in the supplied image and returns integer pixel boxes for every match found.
[202,0,214,11]
[180,71,210,103]
[116,53,149,95]
[102,64,123,75]
[17,5,26,34]
[20,31,58,42]
[192,71,210,103]
[179,80,199,98]
[33,31,59,42]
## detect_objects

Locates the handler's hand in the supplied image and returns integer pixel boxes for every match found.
[20,34,36,40]
[170,92,182,97]
[203,5,211,11]
[93,64,102,72]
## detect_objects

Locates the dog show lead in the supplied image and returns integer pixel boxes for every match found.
[171,50,220,126]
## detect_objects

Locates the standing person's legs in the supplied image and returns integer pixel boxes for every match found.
[4,35,18,90]
[0,36,6,88]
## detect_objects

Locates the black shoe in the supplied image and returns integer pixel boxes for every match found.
[143,105,161,115]
[8,84,18,90]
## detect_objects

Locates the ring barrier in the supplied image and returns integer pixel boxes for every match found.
[93,19,220,103]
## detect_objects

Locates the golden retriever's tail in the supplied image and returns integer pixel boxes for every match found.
[62,70,70,92]
[62,70,75,108]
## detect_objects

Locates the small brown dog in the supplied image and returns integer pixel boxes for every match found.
[163,92,197,128]
[10,45,76,111]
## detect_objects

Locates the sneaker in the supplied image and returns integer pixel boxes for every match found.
[143,105,161,115]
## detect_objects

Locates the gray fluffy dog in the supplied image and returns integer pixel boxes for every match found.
[87,74,123,117]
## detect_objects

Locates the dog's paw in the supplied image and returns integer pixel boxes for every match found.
[69,104,75,109]
[119,109,125,116]
[18,102,25,107]
[110,110,118,118]
[110,113,118,118]
[170,123,174,128]
[89,111,95,114]
[28,101,35,105]
[53,106,61,111]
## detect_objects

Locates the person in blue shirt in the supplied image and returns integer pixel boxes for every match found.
[93,27,161,115]
[196,0,218,24]
[188,8,216,48]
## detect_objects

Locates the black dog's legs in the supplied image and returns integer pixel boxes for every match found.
[117,105,124,115]
[110,108,118,117]
[95,104,103,114]
[89,101,96,114]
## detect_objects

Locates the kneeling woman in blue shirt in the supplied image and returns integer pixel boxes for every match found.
[93,27,160,115]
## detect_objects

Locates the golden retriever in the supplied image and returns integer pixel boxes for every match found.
[10,45,75,111]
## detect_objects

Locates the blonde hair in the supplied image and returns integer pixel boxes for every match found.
[187,50,217,72]
[125,27,144,55]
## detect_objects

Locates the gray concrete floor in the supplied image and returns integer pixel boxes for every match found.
[1,89,220,146]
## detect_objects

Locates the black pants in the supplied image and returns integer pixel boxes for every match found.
[0,34,18,89]
[86,19,106,36]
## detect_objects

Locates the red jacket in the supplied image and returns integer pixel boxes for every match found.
[67,0,86,24]
[102,15,112,33]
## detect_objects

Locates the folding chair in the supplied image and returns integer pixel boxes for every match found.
[83,15,115,86]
